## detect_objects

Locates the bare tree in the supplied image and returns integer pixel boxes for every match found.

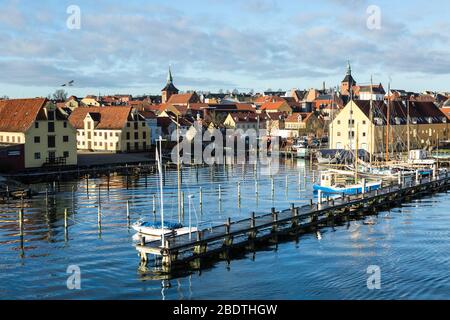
[52,89,68,101]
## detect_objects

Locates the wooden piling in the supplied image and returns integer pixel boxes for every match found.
[126,200,130,220]
[153,194,156,214]
[64,208,68,229]
[18,209,24,236]
[199,187,203,207]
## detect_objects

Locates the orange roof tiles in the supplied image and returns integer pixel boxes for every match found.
[0,98,47,133]
[260,101,289,111]
[69,106,133,130]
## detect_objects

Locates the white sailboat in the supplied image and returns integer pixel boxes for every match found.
[132,136,197,242]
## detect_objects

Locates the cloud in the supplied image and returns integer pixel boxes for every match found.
[1,0,450,96]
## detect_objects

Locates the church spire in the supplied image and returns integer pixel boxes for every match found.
[167,66,173,84]
[346,60,352,76]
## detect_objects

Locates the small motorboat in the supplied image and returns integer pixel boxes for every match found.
[313,171,382,195]
[132,219,197,238]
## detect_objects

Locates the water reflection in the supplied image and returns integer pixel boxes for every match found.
[0,160,449,299]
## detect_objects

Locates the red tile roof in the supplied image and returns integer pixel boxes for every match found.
[285,112,313,123]
[167,93,197,105]
[260,101,289,111]
[68,106,133,130]
[0,98,47,132]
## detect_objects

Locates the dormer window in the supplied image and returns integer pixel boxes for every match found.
[395,117,401,125]
[375,117,383,126]
[427,117,433,124]
[412,117,418,124]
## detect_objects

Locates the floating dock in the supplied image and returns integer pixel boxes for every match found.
[136,171,450,273]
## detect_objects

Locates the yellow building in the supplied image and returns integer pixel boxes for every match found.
[329,100,449,155]
[223,113,260,131]
[285,112,324,137]
[0,98,77,169]
[69,107,151,152]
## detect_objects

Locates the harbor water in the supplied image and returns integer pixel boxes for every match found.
[0,160,449,299]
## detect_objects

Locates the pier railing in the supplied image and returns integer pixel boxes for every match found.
[136,171,450,271]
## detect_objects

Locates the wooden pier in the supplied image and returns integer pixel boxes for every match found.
[136,171,450,273]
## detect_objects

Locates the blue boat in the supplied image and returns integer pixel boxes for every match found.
[313,171,382,195]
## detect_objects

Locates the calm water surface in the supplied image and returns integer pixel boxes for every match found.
[0,160,449,299]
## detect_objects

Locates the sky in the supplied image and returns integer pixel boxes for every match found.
[1,0,450,98]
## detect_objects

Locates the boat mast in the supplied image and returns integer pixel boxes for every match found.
[407,99,410,156]
[385,81,391,162]
[176,115,181,223]
[369,76,373,166]
[156,136,165,247]
[355,123,359,184]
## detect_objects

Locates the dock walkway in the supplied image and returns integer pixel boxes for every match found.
[136,172,450,272]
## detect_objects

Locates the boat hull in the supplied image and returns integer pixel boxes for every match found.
[313,182,382,195]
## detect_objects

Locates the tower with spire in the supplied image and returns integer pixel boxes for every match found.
[161,66,179,103]
[340,61,357,99]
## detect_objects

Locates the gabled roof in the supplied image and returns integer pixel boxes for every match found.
[285,112,314,123]
[254,95,286,104]
[0,98,48,133]
[167,93,198,105]
[69,106,134,130]
[352,100,447,125]
[260,100,290,111]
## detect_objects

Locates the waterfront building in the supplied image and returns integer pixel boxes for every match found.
[69,106,150,152]
[260,100,292,114]
[0,98,77,169]
[223,113,261,131]
[329,100,449,154]
[284,112,324,137]
[358,84,386,101]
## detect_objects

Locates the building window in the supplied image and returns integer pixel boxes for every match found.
[116,132,119,137]
[142,122,146,127]
[134,132,138,140]
[34,152,41,160]
[126,132,130,140]
[127,122,130,127]
[94,132,97,136]
[134,142,139,150]
[48,151,55,160]
[63,121,67,128]
[110,132,113,137]
[362,132,366,137]
[143,132,147,139]
[63,136,69,142]
[63,151,69,158]
[362,120,366,125]
[48,136,56,148]
[94,142,97,146]
[12,136,15,143]
[337,132,341,137]
[134,122,138,130]
[48,111,55,120]
[337,120,341,125]
[35,122,39,129]
[34,136,40,143]
[48,122,55,133]
[87,122,91,130]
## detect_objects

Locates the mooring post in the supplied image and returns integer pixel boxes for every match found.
[218,185,222,201]
[310,199,313,207]
[181,191,185,221]
[64,208,68,229]
[98,203,102,225]
[107,173,110,193]
[199,187,203,207]
[415,170,420,185]
[126,200,130,220]
[312,170,315,183]
[45,187,48,205]
[18,209,24,236]
[398,171,402,186]
[362,178,366,194]
[285,175,288,192]
[237,181,241,202]
[271,177,275,198]
[318,190,322,209]
[271,207,278,231]
[255,180,258,196]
